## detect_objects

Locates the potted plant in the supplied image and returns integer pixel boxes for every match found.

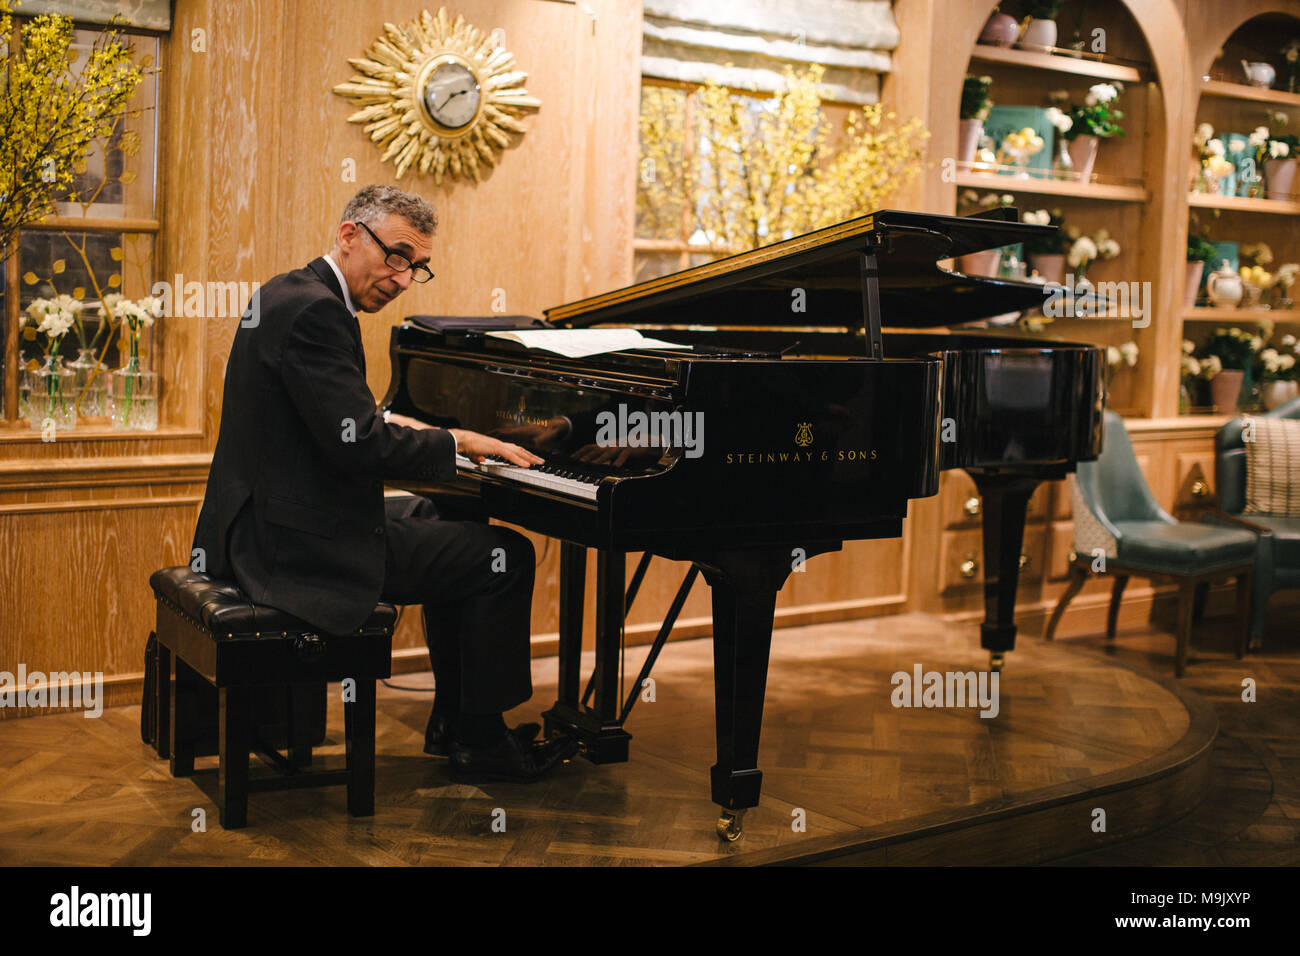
[1258,339,1299,409]
[956,190,1015,276]
[1063,83,1124,182]
[1186,234,1218,309]
[959,75,993,163]
[1016,0,1066,51]
[1259,132,1299,200]
[1067,227,1120,287]
[1202,326,1263,412]
[1023,208,1067,283]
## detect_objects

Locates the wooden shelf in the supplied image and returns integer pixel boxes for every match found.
[1184,307,1300,322]
[954,170,1149,202]
[1199,79,1300,107]
[1187,193,1300,214]
[970,44,1143,83]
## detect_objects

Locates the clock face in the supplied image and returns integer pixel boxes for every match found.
[423,62,481,130]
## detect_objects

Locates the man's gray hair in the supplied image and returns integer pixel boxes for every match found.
[340,184,437,235]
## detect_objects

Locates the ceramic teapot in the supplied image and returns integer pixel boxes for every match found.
[1242,61,1276,88]
[1207,260,1244,307]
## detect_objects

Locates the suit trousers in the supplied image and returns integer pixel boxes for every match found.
[379,494,535,715]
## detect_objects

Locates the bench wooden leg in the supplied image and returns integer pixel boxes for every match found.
[156,639,171,761]
[1174,580,1196,678]
[1235,570,1252,660]
[168,654,195,777]
[1106,574,1129,640]
[1043,561,1088,642]
[288,684,313,770]
[219,686,251,829]
[345,679,376,818]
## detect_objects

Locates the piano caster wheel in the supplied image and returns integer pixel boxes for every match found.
[990,653,1005,672]
[716,809,746,843]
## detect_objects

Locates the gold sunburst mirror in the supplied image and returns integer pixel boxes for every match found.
[332,7,540,183]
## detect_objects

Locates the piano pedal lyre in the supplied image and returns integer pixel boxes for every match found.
[716,809,746,843]
[989,652,1005,672]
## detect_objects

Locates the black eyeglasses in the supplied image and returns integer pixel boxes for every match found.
[354,220,434,283]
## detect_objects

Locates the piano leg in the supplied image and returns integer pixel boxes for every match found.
[969,473,1041,671]
[698,546,834,842]
[543,544,632,763]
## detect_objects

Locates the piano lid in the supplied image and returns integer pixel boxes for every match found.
[546,208,1061,331]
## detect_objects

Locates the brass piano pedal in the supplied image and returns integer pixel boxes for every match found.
[989,652,1005,672]
[716,808,746,843]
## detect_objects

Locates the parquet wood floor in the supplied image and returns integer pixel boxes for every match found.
[1,609,1289,866]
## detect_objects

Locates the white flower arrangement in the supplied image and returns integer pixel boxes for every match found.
[1068,236,1097,268]
[1106,341,1139,368]
[1206,139,1226,157]
[1045,107,1072,134]
[1269,140,1291,159]
[1249,126,1270,149]
[1182,339,1196,355]
[1085,83,1119,106]
[1199,354,1223,378]
[1194,123,1215,148]
[1181,354,1202,378]
[1023,208,1052,226]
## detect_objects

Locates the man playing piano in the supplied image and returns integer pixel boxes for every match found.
[192,184,574,782]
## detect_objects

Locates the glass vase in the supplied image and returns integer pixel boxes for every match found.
[29,356,77,432]
[1052,137,1074,179]
[67,348,108,418]
[111,353,159,431]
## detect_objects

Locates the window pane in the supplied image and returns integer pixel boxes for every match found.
[53,30,159,221]
[637,86,689,241]
[19,231,156,373]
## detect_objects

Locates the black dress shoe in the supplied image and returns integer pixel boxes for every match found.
[424,713,541,757]
[449,731,578,783]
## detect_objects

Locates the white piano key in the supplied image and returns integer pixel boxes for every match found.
[456,454,599,502]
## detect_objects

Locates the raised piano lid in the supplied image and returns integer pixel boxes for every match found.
[546,208,1060,332]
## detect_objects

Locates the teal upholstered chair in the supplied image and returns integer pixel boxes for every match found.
[1212,395,1300,647]
[1043,410,1257,676]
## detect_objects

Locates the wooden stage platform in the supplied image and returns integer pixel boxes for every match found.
[0,613,1219,866]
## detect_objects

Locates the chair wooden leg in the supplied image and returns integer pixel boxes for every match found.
[1106,574,1129,640]
[1174,580,1196,678]
[288,684,313,770]
[219,686,251,829]
[1192,582,1209,621]
[1043,562,1088,641]
[1235,570,1252,660]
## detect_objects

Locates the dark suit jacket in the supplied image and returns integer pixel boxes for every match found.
[192,257,456,634]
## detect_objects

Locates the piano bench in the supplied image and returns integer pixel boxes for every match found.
[147,567,395,829]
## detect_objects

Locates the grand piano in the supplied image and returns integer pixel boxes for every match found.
[380,208,1105,840]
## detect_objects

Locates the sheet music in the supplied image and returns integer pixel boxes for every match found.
[484,328,691,358]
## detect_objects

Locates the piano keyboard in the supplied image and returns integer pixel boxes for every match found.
[455,454,600,501]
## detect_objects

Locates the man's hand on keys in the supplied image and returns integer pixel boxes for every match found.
[448,429,544,468]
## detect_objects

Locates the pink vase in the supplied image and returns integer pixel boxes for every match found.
[1265,158,1297,200]
[1210,369,1245,412]
[958,120,983,163]
[958,249,1002,277]
[1067,135,1100,182]
[1029,254,1066,284]
[1184,260,1204,310]
[978,12,1019,46]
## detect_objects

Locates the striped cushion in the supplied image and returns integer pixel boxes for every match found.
[1244,417,1300,515]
